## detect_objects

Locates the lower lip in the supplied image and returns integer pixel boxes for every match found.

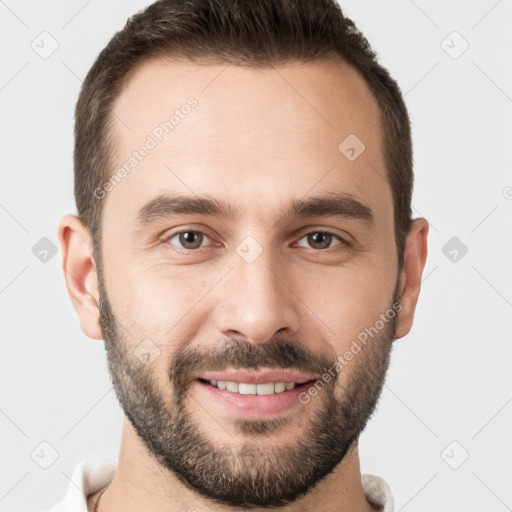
[194,379,314,418]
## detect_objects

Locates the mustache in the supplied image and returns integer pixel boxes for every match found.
[170,337,336,392]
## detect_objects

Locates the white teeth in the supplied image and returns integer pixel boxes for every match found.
[257,383,275,395]
[239,383,256,395]
[274,382,286,393]
[207,380,297,394]
[226,381,239,393]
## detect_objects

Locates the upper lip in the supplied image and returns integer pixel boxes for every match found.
[195,369,317,385]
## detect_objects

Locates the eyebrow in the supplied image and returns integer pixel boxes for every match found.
[135,192,374,227]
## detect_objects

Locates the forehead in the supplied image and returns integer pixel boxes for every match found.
[103,57,389,226]
[111,56,382,152]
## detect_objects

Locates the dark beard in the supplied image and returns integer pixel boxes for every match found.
[97,269,397,508]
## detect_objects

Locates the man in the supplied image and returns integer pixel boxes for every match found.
[54,0,428,511]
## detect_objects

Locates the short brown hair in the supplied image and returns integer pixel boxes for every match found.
[74,0,413,265]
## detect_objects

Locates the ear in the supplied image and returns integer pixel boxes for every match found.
[394,218,429,340]
[58,214,103,340]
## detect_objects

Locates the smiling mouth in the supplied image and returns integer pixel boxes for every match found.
[197,378,316,395]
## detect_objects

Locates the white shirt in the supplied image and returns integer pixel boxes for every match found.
[40,458,395,512]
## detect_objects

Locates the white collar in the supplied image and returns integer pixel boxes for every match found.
[45,458,394,511]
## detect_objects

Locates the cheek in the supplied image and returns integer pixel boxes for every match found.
[108,261,215,350]
[299,262,396,351]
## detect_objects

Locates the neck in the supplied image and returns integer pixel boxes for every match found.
[89,419,376,512]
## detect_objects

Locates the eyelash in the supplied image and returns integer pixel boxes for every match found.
[163,228,350,254]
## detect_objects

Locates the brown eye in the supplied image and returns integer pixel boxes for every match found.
[166,230,210,250]
[296,230,345,250]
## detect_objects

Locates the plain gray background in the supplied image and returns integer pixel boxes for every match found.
[1,1,511,511]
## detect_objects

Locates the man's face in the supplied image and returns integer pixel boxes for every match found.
[96,57,399,507]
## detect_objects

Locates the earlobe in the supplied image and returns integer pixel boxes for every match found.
[394,218,429,340]
[58,214,103,340]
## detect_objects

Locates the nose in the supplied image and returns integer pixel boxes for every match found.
[212,247,301,346]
